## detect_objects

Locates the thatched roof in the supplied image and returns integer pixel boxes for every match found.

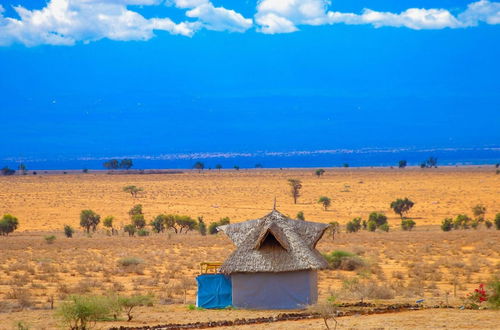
[218,209,329,274]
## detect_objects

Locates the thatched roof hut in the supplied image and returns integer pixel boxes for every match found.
[217,209,329,309]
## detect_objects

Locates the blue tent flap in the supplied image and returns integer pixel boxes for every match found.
[196,274,232,309]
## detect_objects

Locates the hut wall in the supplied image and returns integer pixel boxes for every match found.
[231,270,317,309]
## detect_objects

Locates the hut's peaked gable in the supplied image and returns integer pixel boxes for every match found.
[218,210,329,274]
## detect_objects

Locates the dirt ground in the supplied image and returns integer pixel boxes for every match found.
[0,167,499,329]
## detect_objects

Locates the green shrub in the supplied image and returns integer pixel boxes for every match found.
[441,218,453,231]
[454,214,471,229]
[118,257,143,267]
[323,250,365,271]
[495,213,500,230]
[64,225,75,238]
[131,214,146,229]
[346,217,362,233]
[44,235,56,244]
[401,219,416,231]
[80,210,100,233]
[368,212,387,227]
[367,220,377,232]
[379,223,390,232]
[137,229,149,237]
[124,224,136,236]
[471,219,479,229]
[390,198,414,219]
[56,295,114,330]
[197,217,207,236]
[209,217,230,234]
[485,220,493,229]
[296,211,305,221]
[487,276,500,309]
[0,214,19,236]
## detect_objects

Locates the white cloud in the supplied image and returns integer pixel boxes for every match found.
[0,0,250,46]
[172,0,252,32]
[255,0,500,33]
[0,0,499,46]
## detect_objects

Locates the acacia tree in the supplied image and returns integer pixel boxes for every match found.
[80,210,100,233]
[176,216,197,233]
[123,185,143,198]
[288,179,302,204]
[193,161,204,172]
[18,163,27,175]
[103,159,119,171]
[215,164,222,172]
[398,160,407,168]
[315,169,325,178]
[0,214,19,236]
[318,196,331,211]
[390,198,415,219]
[151,214,167,233]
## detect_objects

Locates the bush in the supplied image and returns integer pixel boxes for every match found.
[401,219,416,231]
[209,217,230,234]
[137,229,149,237]
[323,250,365,271]
[296,211,305,221]
[44,235,56,244]
[0,214,19,236]
[80,210,100,233]
[64,225,75,238]
[454,214,471,229]
[128,204,143,217]
[495,213,500,230]
[197,217,207,236]
[1,167,16,176]
[346,217,362,233]
[367,220,376,232]
[131,214,146,229]
[56,295,114,330]
[379,223,390,232]
[150,214,166,233]
[441,218,453,231]
[487,276,500,309]
[368,212,387,227]
[124,224,136,237]
[485,220,493,229]
[118,257,143,267]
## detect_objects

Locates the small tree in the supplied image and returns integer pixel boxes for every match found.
[131,214,146,229]
[208,217,230,234]
[318,196,331,211]
[472,204,486,221]
[398,160,407,168]
[198,217,207,236]
[328,221,340,240]
[296,211,305,221]
[379,223,390,232]
[80,210,100,233]
[288,179,302,204]
[119,159,133,170]
[255,163,263,168]
[117,295,153,322]
[454,214,471,229]
[0,167,16,176]
[315,169,325,178]
[103,216,115,234]
[176,216,197,233]
[425,156,438,168]
[103,159,119,171]
[123,186,143,198]
[233,165,240,171]
[215,164,222,171]
[124,224,136,236]
[18,163,27,175]
[343,163,349,168]
[151,214,166,233]
[64,225,75,238]
[128,204,143,217]
[164,214,178,233]
[0,214,19,236]
[441,218,453,231]
[367,220,377,232]
[193,161,204,172]
[390,198,415,219]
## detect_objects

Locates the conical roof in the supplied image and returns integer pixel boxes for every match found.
[218,209,329,274]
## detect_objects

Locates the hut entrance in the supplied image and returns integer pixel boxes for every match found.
[260,232,285,250]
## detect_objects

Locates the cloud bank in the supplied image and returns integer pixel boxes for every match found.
[0,0,498,46]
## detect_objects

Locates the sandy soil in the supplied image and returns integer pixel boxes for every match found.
[1,167,498,231]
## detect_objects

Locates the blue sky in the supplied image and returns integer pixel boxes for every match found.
[0,0,499,160]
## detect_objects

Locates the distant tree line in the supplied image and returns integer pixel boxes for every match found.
[103,159,133,170]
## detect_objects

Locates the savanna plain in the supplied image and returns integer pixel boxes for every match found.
[0,167,499,329]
